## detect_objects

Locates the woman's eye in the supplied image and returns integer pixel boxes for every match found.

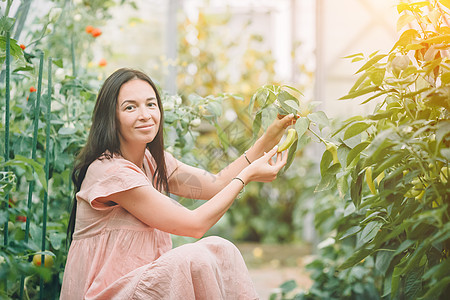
[148,102,157,107]
[125,105,134,111]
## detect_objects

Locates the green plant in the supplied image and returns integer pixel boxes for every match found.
[270,241,380,300]
[314,1,449,299]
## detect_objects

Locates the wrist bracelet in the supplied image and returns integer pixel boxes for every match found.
[232,177,245,198]
[243,151,252,164]
[232,177,245,186]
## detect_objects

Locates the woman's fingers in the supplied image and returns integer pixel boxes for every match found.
[279,113,296,128]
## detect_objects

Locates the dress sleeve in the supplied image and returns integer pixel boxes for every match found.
[76,157,151,210]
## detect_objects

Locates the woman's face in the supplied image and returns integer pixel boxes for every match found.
[116,79,161,149]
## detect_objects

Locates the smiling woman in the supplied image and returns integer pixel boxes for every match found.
[61,68,296,299]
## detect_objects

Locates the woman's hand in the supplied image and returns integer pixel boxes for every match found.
[259,114,298,151]
[239,146,288,183]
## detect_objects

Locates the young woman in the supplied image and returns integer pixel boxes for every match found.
[60,68,296,299]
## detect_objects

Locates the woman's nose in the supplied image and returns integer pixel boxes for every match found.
[138,106,152,120]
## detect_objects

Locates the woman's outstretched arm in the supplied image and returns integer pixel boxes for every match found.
[104,147,287,238]
[168,114,296,200]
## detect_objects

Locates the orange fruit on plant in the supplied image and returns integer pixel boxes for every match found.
[85,25,94,33]
[91,28,102,37]
[98,58,107,67]
[32,254,54,268]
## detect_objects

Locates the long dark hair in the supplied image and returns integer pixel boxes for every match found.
[67,68,169,244]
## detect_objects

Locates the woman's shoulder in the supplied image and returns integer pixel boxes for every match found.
[87,152,142,178]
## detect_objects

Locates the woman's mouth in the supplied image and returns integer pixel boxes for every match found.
[136,124,154,130]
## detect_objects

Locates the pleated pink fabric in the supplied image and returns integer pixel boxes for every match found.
[60,150,259,300]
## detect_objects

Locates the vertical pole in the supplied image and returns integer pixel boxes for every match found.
[165,0,178,95]
[290,0,297,83]
[3,32,11,246]
[314,0,324,109]
[3,30,11,295]
[39,57,52,300]
[19,50,44,300]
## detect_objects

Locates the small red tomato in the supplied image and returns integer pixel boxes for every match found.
[30,86,37,93]
[98,58,107,67]
[16,215,27,222]
[91,28,102,37]
[85,25,94,33]
[20,44,26,50]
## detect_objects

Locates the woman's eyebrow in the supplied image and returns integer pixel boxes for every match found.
[120,97,156,106]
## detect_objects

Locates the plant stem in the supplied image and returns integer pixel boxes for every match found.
[307,127,326,144]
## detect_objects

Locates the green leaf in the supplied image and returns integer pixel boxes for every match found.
[0,16,15,32]
[307,111,329,131]
[418,276,450,300]
[58,127,77,135]
[435,120,450,146]
[373,152,405,175]
[5,155,47,191]
[405,267,424,299]
[343,121,372,140]
[340,225,361,240]
[315,173,336,192]
[359,221,382,246]
[349,72,369,93]
[391,29,420,51]
[52,58,63,68]
[369,68,385,86]
[215,124,229,150]
[282,85,303,96]
[355,54,387,74]
[277,90,299,114]
[351,166,364,208]
[280,279,297,293]
[284,100,300,112]
[252,112,262,140]
[375,249,395,274]
[339,86,379,100]
[397,3,411,14]
[397,14,416,32]
[294,117,309,139]
[283,138,298,171]
[343,53,364,59]
[422,34,450,45]
[338,248,373,270]
[48,232,66,250]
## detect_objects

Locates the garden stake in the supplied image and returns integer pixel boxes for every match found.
[3,31,11,246]
[3,30,11,294]
[19,50,44,300]
[39,57,52,300]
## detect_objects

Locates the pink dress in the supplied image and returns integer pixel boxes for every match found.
[60,150,259,300]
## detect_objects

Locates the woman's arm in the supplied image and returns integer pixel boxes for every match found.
[168,114,296,199]
[103,147,287,238]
